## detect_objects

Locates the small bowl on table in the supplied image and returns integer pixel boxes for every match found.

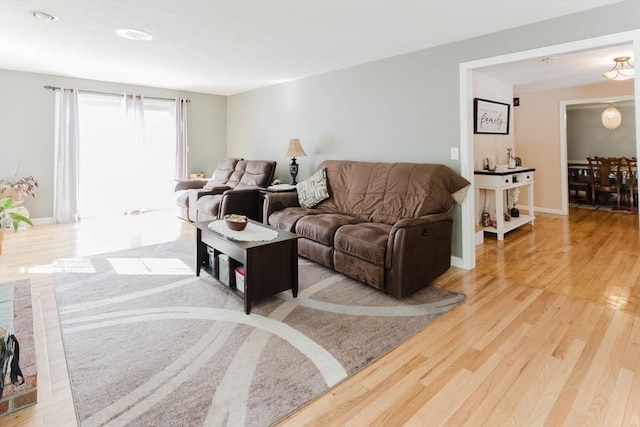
[224,214,248,231]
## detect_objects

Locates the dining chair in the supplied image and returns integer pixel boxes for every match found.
[621,156,638,209]
[587,156,623,209]
[567,163,591,203]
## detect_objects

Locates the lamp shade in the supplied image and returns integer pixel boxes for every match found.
[602,104,622,130]
[286,139,307,157]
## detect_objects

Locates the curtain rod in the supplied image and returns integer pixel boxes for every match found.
[43,86,191,103]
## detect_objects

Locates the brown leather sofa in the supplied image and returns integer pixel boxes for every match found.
[174,158,276,222]
[264,160,470,298]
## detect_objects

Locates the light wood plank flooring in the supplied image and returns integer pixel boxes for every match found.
[0,208,638,426]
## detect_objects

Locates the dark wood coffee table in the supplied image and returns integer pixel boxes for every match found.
[194,219,299,314]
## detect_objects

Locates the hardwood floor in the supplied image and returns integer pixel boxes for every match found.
[0,208,638,426]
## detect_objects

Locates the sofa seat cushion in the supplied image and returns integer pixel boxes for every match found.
[334,222,391,266]
[334,251,385,290]
[269,207,319,232]
[295,214,363,246]
[196,194,223,218]
[298,239,334,269]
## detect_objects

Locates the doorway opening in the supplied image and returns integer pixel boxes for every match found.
[561,95,636,214]
[458,30,640,270]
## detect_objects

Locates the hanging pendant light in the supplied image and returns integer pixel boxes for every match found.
[602,103,622,130]
[603,57,635,81]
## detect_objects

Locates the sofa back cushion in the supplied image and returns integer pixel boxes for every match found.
[227,160,277,190]
[203,158,241,190]
[315,160,470,225]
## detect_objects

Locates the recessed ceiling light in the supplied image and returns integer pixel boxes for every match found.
[116,28,153,41]
[30,10,57,21]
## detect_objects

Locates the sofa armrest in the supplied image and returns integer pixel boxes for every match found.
[390,214,451,231]
[195,186,231,197]
[187,186,231,207]
[263,191,299,222]
[385,213,454,298]
[220,188,261,221]
[173,178,209,192]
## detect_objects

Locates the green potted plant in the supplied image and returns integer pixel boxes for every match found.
[1,197,33,230]
[0,171,38,254]
[1,197,34,254]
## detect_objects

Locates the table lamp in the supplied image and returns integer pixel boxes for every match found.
[285,138,307,185]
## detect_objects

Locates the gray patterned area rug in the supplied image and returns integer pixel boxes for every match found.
[53,239,464,427]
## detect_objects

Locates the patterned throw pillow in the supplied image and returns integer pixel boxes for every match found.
[297,168,330,208]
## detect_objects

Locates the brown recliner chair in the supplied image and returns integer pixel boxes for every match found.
[174,158,276,222]
[174,158,240,221]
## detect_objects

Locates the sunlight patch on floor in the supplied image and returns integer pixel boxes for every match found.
[28,258,96,274]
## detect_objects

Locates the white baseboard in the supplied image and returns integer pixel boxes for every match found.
[515,205,564,216]
[475,229,484,246]
[451,256,467,269]
[31,217,55,225]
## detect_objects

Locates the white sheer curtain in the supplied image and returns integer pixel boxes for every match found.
[122,93,147,213]
[175,98,188,179]
[53,87,80,223]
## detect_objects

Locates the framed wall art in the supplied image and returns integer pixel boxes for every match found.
[473,98,510,135]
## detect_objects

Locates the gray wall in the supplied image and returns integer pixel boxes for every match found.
[0,69,227,219]
[568,105,637,160]
[227,1,640,257]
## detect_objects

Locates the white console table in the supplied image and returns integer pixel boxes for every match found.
[474,168,535,240]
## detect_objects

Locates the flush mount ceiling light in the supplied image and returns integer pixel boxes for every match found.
[602,103,622,130]
[603,57,635,80]
[116,28,153,41]
[30,10,57,21]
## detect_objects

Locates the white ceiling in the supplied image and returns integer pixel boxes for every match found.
[0,0,629,96]
[477,44,635,93]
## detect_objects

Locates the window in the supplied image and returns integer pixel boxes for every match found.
[77,94,176,218]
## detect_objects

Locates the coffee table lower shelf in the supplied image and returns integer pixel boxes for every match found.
[194,220,299,314]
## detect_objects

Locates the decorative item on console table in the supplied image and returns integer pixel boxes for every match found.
[480,191,491,227]
[507,148,516,169]
[509,187,520,217]
[481,210,491,227]
[513,114,525,167]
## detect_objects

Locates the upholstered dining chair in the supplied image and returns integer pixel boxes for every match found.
[587,156,623,209]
